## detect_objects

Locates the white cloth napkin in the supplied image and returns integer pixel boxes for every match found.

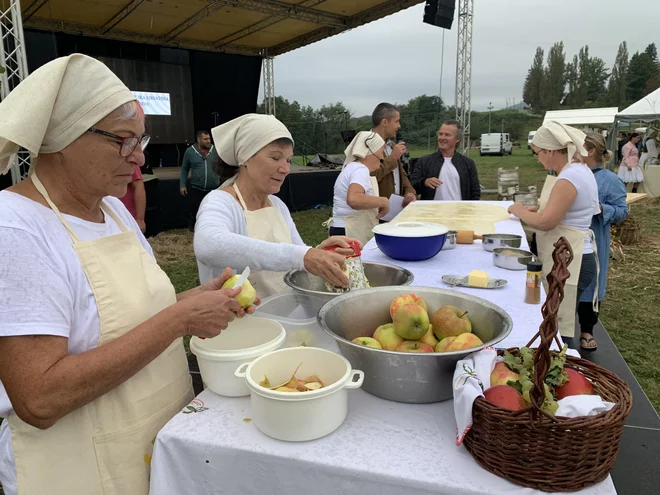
[452,347,603,446]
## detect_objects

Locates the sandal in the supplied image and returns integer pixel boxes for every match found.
[580,336,598,352]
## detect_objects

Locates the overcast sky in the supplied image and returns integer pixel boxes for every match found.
[258,0,657,117]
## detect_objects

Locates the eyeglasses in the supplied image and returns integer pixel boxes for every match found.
[88,127,151,157]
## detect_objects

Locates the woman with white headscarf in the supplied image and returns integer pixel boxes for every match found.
[0,54,257,495]
[194,114,361,297]
[508,121,600,347]
[327,131,390,244]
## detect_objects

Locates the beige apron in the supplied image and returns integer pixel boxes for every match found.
[7,174,193,495]
[233,183,293,298]
[325,177,380,246]
[534,174,599,338]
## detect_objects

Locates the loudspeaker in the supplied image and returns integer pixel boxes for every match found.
[423,0,456,30]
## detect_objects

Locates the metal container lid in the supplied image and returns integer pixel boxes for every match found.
[527,261,543,271]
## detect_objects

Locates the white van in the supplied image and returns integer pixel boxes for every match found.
[528,131,536,149]
[480,133,512,156]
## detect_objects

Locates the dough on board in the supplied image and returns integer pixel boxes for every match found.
[392,202,511,235]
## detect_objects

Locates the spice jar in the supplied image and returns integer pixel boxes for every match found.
[524,261,543,304]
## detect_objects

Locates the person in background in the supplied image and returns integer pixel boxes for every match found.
[327,131,389,244]
[119,164,146,232]
[577,133,628,352]
[179,130,220,231]
[640,130,658,166]
[409,120,480,201]
[617,132,643,192]
[508,121,600,347]
[369,103,416,212]
[617,132,628,162]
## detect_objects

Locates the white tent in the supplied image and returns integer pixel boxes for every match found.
[543,107,619,127]
[617,87,660,121]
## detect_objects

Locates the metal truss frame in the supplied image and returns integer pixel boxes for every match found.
[454,0,474,155]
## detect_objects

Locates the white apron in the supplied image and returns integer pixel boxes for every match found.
[7,174,193,495]
[233,183,293,298]
[325,177,380,246]
[534,174,599,338]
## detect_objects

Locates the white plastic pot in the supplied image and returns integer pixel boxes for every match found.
[190,316,285,397]
[234,347,364,442]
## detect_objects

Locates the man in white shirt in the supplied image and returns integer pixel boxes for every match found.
[410,120,481,201]
[370,103,417,209]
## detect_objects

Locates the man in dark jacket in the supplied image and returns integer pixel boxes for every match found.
[410,120,480,201]
[179,130,220,231]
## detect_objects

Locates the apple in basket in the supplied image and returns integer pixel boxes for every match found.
[490,362,520,387]
[372,323,403,351]
[396,341,434,353]
[393,304,430,341]
[389,294,428,319]
[352,337,382,349]
[431,306,472,341]
[554,368,594,400]
[484,385,528,411]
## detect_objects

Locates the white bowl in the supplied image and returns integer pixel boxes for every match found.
[234,347,364,442]
[190,316,285,397]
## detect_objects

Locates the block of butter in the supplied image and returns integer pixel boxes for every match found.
[468,270,489,288]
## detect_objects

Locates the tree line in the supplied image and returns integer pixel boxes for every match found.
[523,41,660,110]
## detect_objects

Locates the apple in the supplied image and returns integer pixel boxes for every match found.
[555,368,594,399]
[435,337,456,352]
[396,341,434,353]
[484,385,528,411]
[352,337,382,349]
[490,362,520,387]
[420,324,439,348]
[372,323,404,351]
[392,303,430,340]
[446,332,484,351]
[390,294,428,319]
[431,305,472,341]
[221,275,257,309]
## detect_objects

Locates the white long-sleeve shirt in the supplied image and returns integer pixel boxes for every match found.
[194,190,310,284]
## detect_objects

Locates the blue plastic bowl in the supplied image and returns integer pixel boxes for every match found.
[372,222,449,262]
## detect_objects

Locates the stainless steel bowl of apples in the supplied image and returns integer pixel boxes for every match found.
[317,287,513,403]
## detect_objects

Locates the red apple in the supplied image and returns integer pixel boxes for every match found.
[555,368,594,400]
[396,341,434,353]
[490,362,520,387]
[390,294,428,319]
[484,385,527,411]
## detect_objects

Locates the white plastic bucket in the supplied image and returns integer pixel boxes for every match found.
[234,347,364,441]
[190,316,285,397]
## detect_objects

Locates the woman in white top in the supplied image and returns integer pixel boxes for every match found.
[508,122,600,346]
[0,55,253,495]
[328,131,390,243]
[194,114,361,298]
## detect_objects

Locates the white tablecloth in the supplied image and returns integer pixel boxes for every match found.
[149,200,615,495]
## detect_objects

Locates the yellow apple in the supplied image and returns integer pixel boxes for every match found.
[393,303,430,340]
[446,333,483,351]
[420,324,439,348]
[221,274,257,309]
[352,337,383,349]
[372,323,404,351]
[490,362,520,387]
[431,305,472,341]
[396,341,434,353]
[435,336,456,352]
[390,294,428,319]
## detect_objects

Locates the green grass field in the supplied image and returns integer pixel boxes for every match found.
[150,147,659,413]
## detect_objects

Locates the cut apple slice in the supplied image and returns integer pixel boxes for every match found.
[303,382,322,390]
[259,376,271,388]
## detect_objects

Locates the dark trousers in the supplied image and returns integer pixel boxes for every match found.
[188,187,212,231]
[577,301,600,336]
[564,252,598,349]
[329,226,346,237]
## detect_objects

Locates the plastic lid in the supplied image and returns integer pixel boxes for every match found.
[527,261,543,271]
[372,221,449,238]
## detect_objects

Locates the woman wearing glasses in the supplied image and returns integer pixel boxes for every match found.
[326,131,390,244]
[0,55,256,495]
[195,114,362,297]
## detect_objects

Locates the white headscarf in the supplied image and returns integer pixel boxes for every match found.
[342,131,385,167]
[212,114,293,167]
[0,54,135,175]
[532,121,587,165]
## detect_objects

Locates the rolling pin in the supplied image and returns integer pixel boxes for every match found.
[456,230,483,244]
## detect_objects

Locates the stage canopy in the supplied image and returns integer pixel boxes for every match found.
[22,0,423,57]
[542,107,619,128]
[616,87,660,122]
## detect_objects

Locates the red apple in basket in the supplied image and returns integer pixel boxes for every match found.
[555,368,594,400]
[490,362,520,387]
[396,341,434,353]
[389,294,428,319]
[484,385,528,411]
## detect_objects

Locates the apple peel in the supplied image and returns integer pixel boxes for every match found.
[259,363,325,393]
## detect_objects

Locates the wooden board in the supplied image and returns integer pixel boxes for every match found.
[391,202,511,235]
[626,193,649,205]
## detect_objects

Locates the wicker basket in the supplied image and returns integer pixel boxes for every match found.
[463,237,633,492]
